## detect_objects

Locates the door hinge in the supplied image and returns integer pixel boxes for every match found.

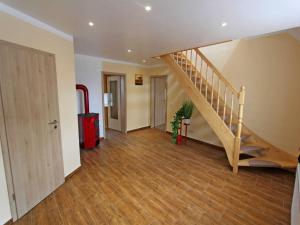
[12,193,16,201]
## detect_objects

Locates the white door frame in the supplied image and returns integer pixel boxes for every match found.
[107,76,121,131]
[101,72,127,138]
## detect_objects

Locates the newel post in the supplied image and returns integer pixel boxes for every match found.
[233,86,246,174]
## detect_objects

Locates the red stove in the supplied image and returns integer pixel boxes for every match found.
[76,84,100,149]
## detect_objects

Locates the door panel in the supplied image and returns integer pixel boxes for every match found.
[154,77,167,128]
[107,76,121,131]
[0,41,64,218]
[110,80,119,119]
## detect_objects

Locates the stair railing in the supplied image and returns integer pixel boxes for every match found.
[170,48,246,171]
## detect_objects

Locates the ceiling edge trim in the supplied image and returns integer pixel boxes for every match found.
[76,54,164,68]
[101,57,164,68]
[0,3,73,41]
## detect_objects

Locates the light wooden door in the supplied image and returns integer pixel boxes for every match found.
[153,77,167,129]
[107,76,121,131]
[0,41,64,218]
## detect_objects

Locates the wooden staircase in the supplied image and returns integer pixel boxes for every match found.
[161,48,298,173]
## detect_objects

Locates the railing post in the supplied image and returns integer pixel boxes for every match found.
[233,86,246,173]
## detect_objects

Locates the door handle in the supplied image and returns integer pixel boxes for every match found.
[48,120,58,125]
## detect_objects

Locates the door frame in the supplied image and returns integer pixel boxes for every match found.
[150,75,168,131]
[0,85,17,221]
[0,40,64,221]
[101,72,127,138]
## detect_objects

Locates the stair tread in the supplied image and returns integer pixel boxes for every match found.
[240,145,266,151]
[238,148,298,168]
[240,144,268,157]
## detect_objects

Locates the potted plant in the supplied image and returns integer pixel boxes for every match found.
[170,106,184,144]
[182,100,194,125]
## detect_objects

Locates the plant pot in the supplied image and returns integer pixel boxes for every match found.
[177,135,182,144]
[183,118,191,125]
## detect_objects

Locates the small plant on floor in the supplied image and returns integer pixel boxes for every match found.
[170,106,184,144]
[182,100,194,125]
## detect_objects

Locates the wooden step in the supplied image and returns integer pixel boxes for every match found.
[240,144,268,157]
[238,148,298,168]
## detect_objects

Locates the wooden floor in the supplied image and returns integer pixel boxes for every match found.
[13,129,295,225]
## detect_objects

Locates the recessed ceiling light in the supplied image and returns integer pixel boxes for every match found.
[127,49,132,53]
[142,59,146,63]
[89,22,94,27]
[145,6,152,11]
[221,22,227,27]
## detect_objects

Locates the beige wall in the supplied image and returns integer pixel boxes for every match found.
[147,66,222,146]
[0,11,80,223]
[76,58,219,141]
[103,62,150,131]
[201,33,300,156]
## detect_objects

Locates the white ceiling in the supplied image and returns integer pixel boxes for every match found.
[2,0,300,65]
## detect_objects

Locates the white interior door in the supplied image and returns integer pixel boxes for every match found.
[154,77,167,128]
[0,41,64,218]
[107,76,121,131]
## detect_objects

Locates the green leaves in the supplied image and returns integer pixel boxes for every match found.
[170,105,184,144]
[182,100,194,119]
[170,100,194,144]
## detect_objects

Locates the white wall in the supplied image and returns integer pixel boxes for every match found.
[75,54,104,137]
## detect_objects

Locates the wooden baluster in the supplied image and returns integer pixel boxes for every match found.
[210,71,214,106]
[229,93,234,130]
[180,51,183,68]
[176,52,179,64]
[236,86,246,139]
[216,78,220,114]
[222,86,227,121]
[185,50,188,73]
[199,58,203,92]
[233,86,246,174]
[205,65,208,99]
[189,50,193,80]
[194,52,198,86]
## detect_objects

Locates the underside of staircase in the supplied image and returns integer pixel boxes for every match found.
[161,48,298,173]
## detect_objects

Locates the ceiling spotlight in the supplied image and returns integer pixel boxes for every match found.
[221,22,227,27]
[127,49,132,53]
[89,22,94,27]
[142,59,146,63]
[145,6,152,11]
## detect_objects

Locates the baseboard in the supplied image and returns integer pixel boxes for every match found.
[127,126,150,133]
[4,219,13,225]
[166,131,224,150]
[65,166,81,180]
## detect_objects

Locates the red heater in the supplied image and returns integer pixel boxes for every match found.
[76,84,100,149]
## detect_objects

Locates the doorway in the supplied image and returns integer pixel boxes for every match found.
[150,76,168,131]
[102,72,126,136]
[0,41,64,220]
